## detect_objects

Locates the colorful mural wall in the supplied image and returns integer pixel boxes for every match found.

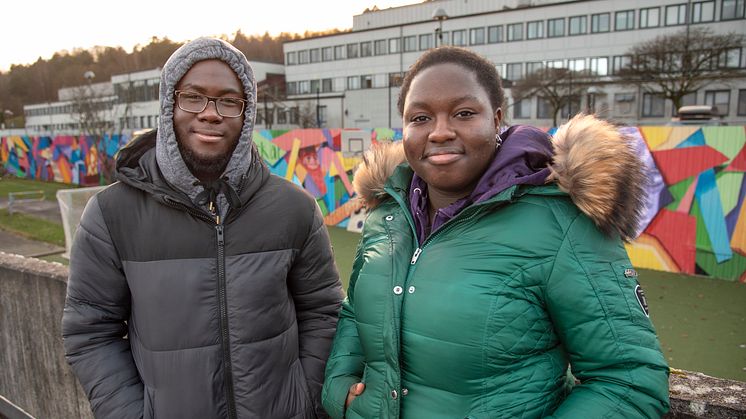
[2,126,746,282]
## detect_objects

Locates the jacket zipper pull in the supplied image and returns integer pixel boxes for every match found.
[216,225,224,246]
[410,248,422,265]
[209,200,220,224]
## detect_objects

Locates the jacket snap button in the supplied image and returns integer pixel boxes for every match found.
[385,215,394,221]
[408,286,415,294]
[401,388,409,396]
[391,389,398,399]
[393,286,403,295]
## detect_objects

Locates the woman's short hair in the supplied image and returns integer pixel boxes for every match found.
[397,46,505,115]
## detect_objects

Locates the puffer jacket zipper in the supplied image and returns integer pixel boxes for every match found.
[163,195,237,419]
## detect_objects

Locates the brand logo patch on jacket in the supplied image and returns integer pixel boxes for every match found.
[634,284,650,317]
[624,268,638,278]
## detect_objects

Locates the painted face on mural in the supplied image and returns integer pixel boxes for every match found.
[173,59,245,181]
[402,63,501,208]
[300,148,320,170]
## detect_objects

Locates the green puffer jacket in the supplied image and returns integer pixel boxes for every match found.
[322,117,670,419]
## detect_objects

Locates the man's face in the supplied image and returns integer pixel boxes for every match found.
[173,59,245,181]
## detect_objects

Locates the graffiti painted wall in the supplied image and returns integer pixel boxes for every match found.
[3,126,746,282]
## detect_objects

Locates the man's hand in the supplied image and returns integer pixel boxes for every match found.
[345,382,366,411]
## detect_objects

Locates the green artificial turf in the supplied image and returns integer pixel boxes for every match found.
[0,209,65,246]
[326,227,746,382]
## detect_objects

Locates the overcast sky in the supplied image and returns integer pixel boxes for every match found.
[0,0,415,71]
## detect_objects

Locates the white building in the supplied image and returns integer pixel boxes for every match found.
[22,62,285,136]
[282,0,746,128]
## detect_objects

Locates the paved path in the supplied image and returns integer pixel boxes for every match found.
[0,198,66,258]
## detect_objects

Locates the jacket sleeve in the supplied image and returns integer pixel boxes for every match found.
[544,212,670,419]
[321,233,367,419]
[61,194,144,419]
[287,203,344,419]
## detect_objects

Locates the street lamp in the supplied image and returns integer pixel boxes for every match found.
[432,7,449,47]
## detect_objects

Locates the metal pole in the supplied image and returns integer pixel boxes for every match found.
[316,88,321,128]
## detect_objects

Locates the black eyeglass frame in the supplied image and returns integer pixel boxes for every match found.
[174,90,248,118]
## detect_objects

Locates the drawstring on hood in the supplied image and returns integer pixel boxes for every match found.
[155,37,256,221]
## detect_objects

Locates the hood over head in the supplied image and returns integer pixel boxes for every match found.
[155,37,257,217]
[353,114,646,241]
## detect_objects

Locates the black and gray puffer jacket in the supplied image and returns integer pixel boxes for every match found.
[62,129,343,419]
[63,37,343,419]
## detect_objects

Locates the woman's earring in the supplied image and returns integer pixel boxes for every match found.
[495,134,503,151]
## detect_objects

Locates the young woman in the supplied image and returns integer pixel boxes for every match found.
[321,47,669,418]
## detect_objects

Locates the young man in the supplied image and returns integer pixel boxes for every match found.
[62,38,343,419]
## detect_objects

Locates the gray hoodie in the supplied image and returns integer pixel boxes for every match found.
[155,37,257,219]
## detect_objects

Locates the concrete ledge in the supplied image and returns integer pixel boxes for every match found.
[0,252,744,418]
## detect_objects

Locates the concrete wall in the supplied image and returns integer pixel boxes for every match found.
[0,253,91,419]
[0,252,743,418]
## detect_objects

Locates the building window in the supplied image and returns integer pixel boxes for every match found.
[612,55,632,74]
[290,107,299,124]
[452,29,466,46]
[590,57,609,75]
[527,61,544,75]
[389,38,401,53]
[334,45,346,60]
[568,58,586,72]
[507,23,523,41]
[719,48,742,68]
[347,43,359,58]
[737,89,746,115]
[506,63,523,81]
[286,82,297,95]
[561,97,582,118]
[470,27,486,45]
[310,79,320,93]
[514,98,531,118]
[642,93,665,117]
[527,21,543,39]
[403,35,417,52]
[673,92,699,115]
[374,39,387,55]
[722,0,746,19]
[286,51,297,65]
[615,10,635,30]
[322,78,333,93]
[547,59,564,69]
[536,97,552,119]
[487,25,503,43]
[389,72,404,87]
[347,76,360,90]
[439,31,450,45]
[640,7,660,28]
[361,75,373,89]
[419,34,433,50]
[360,42,372,57]
[299,80,311,94]
[705,90,731,115]
[569,16,587,35]
[277,110,287,124]
[322,47,333,61]
[692,1,715,22]
[298,50,309,64]
[309,48,320,63]
[547,18,565,37]
[591,13,610,33]
[666,4,687,25]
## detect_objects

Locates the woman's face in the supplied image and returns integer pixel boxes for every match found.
[402,63,501,201]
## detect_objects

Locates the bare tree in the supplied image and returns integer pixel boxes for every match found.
[617,28,745,111]
[511,68,597,126]
[298,101,318,128]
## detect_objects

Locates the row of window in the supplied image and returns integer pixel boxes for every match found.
[512,88,746,119]
[286,0,744,65]
[287,73,404,95]
[26,99,116,117]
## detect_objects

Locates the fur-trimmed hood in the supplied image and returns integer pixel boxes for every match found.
[353,114,646,241]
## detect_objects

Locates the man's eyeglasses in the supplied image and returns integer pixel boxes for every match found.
[174,90,247,118]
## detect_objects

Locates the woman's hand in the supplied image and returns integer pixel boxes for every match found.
[345,382,366,410]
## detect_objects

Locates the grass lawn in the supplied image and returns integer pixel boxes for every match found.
[326,226,746,382]
[0,209,65,246]
[0,177,79,201]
